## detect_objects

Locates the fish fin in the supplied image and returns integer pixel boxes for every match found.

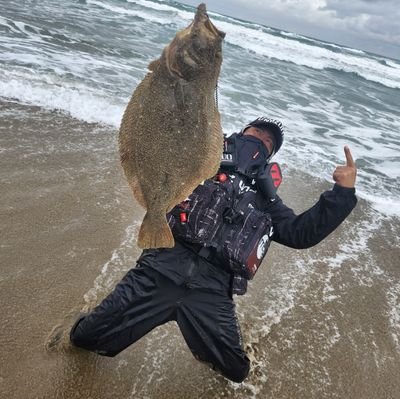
[193,112,223,183]
[148,59,159,72]
[208,112,224,172]
[129,176,147,208]
[137,212,175,249]
[119,149,147,208]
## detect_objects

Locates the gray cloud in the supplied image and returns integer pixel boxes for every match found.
[321,0,400,50]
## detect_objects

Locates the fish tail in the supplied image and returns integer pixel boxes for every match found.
[137,212,175,249]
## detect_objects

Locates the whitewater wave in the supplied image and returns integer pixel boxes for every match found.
[4,0,398,90]
[83,0,400,89]
[87,0,174,24]
[0,70,124,126]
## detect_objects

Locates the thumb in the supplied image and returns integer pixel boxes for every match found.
[344,145,355,168]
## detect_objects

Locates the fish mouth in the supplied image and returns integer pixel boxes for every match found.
[194,3,226,39]
[163,3,225,79]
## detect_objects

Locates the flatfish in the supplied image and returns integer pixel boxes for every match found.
[119,3,225,249]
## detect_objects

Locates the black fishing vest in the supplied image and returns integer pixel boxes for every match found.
[167,172,273,281]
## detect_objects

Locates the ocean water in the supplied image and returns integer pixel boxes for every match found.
[1,1,400,398]
[1,0,400,215]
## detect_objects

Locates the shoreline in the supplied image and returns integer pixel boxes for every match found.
[1,100,400,399]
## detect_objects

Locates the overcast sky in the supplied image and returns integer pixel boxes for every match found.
[179,0,400,59]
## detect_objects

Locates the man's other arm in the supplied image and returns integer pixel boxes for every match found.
[269,146,357,249]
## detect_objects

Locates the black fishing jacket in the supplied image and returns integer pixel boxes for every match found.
[268,183,357,249]
[140,182,357,295]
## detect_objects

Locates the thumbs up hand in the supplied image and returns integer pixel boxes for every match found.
[333,146,357,188]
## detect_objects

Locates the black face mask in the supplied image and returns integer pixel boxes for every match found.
[235,135,270,178]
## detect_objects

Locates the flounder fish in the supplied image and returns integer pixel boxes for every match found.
[119,3,225,249]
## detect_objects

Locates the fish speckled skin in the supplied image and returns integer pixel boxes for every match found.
[119,3,225,249]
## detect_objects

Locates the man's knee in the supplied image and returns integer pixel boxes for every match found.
[69,315,97,350]
[69,316,86,343]
[221,356,250,383]
[69,315,121,357]
[196,351,250,383]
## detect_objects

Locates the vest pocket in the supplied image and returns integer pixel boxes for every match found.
[220,209,272,279]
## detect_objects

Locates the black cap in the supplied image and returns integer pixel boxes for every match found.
[242,117,284,155]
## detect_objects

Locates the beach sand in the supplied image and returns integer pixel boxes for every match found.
[1,100,400,398]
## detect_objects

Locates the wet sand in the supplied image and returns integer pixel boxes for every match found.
[1,101,400,398]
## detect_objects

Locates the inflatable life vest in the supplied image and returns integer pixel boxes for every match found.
[167,133,282,280]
